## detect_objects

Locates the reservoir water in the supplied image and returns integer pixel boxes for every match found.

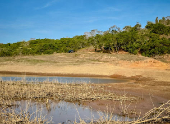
[14,100,131,124]
[0,75,127,84]
[0,75,131,123]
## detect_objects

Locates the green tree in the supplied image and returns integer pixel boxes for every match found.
[155,17,159,24]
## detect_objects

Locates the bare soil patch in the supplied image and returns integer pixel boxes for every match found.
[0,51,170,122]
[82,75,170,117]
[0,52,169,80]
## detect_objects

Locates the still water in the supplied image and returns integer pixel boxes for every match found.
[14,100,131,123]
[1,75,130,123]
[0,75,127,84]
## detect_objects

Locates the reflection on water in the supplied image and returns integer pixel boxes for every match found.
[14,100,131,123]
[0,76,131,123]
[0,76,126,84]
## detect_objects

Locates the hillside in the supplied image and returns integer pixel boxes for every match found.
[0,47,170,119]
[0,49,170,81]
[0,16,170,57]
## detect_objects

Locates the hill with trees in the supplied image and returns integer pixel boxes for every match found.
[0,16,170,57]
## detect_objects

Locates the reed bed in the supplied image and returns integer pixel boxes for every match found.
[0,105,51,124]
[131,100,170,124]
[0,80,137,124]
[74,101,170,124]
[0,80,137,102]
[0,80,169,123]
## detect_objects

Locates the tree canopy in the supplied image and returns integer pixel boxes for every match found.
[0,16,170,57]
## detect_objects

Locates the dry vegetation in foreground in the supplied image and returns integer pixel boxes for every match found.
[0,104,52,124]
[75,100,170,124]
[0,80,137,103]
[0,80,137,124]
[0,80,170,123]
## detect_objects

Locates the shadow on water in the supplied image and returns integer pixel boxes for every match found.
[0,76,127,84]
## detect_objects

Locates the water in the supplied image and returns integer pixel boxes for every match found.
[0,75,131,123]
[0,76,127,84]
[13,100,131,124]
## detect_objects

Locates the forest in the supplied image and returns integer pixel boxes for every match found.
[0,16,170,57]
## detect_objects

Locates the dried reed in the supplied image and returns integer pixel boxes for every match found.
[0,80,137,102]
[1,80,169,123]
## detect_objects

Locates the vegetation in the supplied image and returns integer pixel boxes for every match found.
[0,16,170,57]
[0,80,169,123]
[0,35,89,57]
[0,80,137,123]
[88,17,170,57]
[0,80,137,103]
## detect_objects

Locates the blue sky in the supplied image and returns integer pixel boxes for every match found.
[0,0,170,44]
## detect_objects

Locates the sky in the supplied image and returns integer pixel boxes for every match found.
[0,0,170,44]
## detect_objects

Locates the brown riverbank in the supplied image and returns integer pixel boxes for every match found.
[0,52,170,81]
[0,70,107,77]
[82,78,170,117]
[0,52,170,117]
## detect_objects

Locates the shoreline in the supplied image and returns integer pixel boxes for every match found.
[0,53,170,118]
[0,70,109,78]
[0,70,150,82]
[0,70,170,118]
[0,74,169,117]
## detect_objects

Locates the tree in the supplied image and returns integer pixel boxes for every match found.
[155,17,159,24]
[162,17,166,25]
[123,26,132,32]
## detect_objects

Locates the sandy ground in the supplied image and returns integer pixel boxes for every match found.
[0,51,170,116]
[0,53,170,81]
[0,63,170,81]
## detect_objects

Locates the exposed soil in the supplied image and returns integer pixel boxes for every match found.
[79,74,170,117]
[0,50,170,118]
[0,51,170,81]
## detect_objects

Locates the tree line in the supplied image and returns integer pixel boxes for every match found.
[0,35,89,56]
[0,16,170,57]
[85,16,170,57]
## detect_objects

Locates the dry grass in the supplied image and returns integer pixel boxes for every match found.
[132,100,170,124]
[0,80,137,102]
[0,104,51,124]
[0,52,170,82]
[0,51,148,66]
[154,54,170,63]
[0,80,169,123]
[0,80,137,123]
[74,101,170,124]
